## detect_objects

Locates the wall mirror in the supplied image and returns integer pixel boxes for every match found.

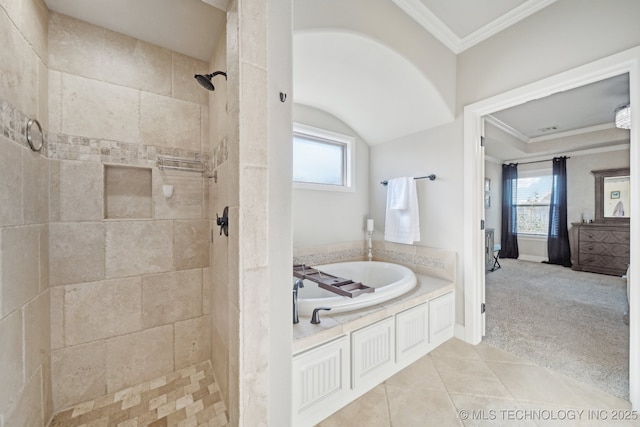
[592,168,630,222]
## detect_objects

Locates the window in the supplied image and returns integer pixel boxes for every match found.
[292,123,354,191]
[515,169,552,236]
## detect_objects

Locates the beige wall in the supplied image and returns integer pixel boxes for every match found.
[0,0,52,426]
[47,12,211,411]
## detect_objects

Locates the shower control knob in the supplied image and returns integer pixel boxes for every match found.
[216,206,229,236]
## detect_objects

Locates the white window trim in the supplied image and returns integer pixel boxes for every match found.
[515,167,552,236]
[292,122,355,192]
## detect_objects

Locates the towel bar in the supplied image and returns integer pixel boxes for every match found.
[381,174,436,186]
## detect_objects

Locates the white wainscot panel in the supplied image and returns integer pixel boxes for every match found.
[292,335,350,427]
[351,317,395,390]
[429,291,455,348]
[396,302,429,368]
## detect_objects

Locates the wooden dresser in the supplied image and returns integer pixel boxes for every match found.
[571,222,630,276]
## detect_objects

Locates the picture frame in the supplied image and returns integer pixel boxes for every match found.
[484,194,491,208]
[484,178,491,192]
[611,190,620,199]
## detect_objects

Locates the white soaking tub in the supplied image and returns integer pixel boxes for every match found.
[296,261,417,315]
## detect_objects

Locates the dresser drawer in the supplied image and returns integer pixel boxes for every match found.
[578,253,629,272]
[579,228,629,244]
[579,242,630,257]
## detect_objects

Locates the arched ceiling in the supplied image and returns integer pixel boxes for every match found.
[293,30,454,145]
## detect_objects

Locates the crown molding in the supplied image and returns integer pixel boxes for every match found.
[392,0,557,54]
[392,0,460,52]
[458,0,557,52]
[528,123,619,143]
[485,115,622,144]
[201,0,227,11]
[484,114,529,142]
[503,142,630,164]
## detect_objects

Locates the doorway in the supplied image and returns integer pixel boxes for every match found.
[463,46,640,409]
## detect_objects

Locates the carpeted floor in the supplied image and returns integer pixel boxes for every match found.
[484,258,630,399]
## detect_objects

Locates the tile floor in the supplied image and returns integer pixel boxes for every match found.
[318,338,640,427]
[47,339,638,427]
[49,361,227,427]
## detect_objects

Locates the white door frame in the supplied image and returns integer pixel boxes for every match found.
[463,46,640,409]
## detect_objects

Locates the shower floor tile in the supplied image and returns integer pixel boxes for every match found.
[49,361,228,427]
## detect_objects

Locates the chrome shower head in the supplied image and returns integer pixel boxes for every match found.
[194,71,227,91]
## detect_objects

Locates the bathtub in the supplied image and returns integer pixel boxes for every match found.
[296,261,417,315]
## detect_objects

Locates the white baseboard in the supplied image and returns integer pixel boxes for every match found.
[454,323,466,341]
[518,255,547,263]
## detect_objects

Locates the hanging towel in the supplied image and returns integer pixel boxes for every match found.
[388,175,409,209]
[384,177,421,244]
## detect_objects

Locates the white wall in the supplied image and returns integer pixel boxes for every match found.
[457,0,640,110]
[370,118,465,320]
[292,104,370,247]
[484,159,502,244]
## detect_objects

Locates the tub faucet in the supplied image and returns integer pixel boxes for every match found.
[293,279,304,324]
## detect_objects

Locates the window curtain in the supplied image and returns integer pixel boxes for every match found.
[546,156,572,266]
[500,163,519,259]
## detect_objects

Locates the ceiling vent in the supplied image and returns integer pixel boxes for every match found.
[538,125,559,133]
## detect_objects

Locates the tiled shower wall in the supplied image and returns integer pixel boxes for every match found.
[207,31,232,412]
[46,12,212,414]
[0,0,52,426]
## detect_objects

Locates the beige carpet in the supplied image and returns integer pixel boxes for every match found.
[484,258,629,399]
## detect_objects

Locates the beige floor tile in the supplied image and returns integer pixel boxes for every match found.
[385,355,447,391]
[317,384,390,427]
[473,341,536,365]
[448,393,536,427]
[430,338,482,360]
[486,361,631,409]
[432,356,513,399]
[517,401,640,427]
[386,383,463,427]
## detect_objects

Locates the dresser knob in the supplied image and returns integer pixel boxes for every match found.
[588,246,594,251]
[588,234,594,238]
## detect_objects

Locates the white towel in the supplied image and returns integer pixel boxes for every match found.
[388,176,409,209]
[384,177,420,244]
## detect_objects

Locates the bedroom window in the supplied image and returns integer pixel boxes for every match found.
[515,170,552,236]
[292,122,354,192]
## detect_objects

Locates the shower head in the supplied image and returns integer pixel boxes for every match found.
[194,71,227,91]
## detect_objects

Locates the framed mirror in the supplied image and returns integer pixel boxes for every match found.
[592,168,630,222]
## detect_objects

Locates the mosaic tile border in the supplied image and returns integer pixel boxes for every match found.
[1,98,48,155]
[1,97,211,171]
[293,248,366,267]
[48,133,209,170]
[293,244,452,275]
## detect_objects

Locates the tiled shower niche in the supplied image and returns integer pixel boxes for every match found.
[104,165,153,219]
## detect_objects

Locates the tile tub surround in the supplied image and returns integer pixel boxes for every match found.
[49,360,228,427]
[293,273,454,353]
[293,240,456,283]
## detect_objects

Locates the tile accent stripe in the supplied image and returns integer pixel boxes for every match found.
[1,98,47,154]
[1,97,212,170]
[49,360,228,427]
